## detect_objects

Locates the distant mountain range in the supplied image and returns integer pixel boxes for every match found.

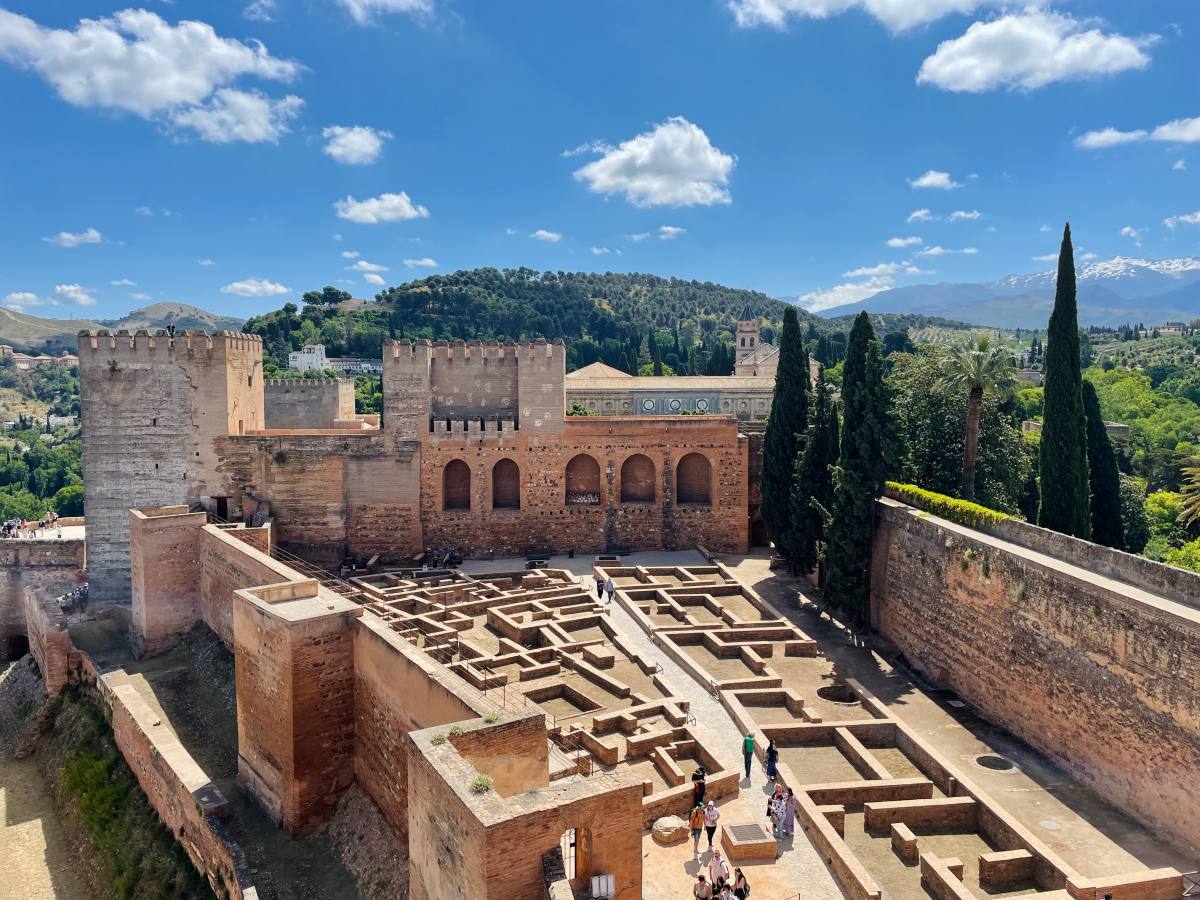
[0,303,245,353]
[813,257,1200,329]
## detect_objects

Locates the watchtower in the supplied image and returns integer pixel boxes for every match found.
[735,311,761,364]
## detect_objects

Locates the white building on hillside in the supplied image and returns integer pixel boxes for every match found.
[287,343,382,375]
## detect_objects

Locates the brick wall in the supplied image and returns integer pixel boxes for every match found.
[264,378,355,429]
[21,585,75,695]
[200,524,299,646]
[129,507,207,656]
[0,538,84,658]
[870,498,1200,857]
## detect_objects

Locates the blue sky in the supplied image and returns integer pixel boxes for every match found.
[1,0,1197,321]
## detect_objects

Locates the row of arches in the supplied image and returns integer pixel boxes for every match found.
[441,453,713,511]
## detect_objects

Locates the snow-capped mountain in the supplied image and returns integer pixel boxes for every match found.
[816,256,1200,328]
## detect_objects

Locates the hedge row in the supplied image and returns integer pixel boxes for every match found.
[885,482,1011,530]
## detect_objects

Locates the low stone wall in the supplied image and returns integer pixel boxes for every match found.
[0,537,85,659]
[870,497,1200,857]
[22,586,76,695]
[102,674,257,899]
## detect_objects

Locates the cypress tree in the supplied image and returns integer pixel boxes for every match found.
[1038,223,1091,538]
[1082,380,1123,548]
[788,368,839,577]
[761,307,811,552]
[824,313,888,619]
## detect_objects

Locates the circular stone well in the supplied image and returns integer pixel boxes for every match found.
[974,753,1017,772]
[816,683,859,705]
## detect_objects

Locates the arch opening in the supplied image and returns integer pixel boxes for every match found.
[443,459,471,511]
[676,453,712,505]
[565,454,601,506]
[492,458,520,510]
[620,454,655,503]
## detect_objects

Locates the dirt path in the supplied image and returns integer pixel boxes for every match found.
[0,756,94,900]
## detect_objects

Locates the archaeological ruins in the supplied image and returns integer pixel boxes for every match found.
[1,325,1198,899]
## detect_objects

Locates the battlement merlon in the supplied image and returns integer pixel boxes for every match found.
[77,328,264,357]
[264,377,355,387]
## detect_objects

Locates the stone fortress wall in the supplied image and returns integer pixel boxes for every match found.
[78,331,752,601]
[870,493,1200,859]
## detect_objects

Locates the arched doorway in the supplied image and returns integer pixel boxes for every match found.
[443,460,471,510]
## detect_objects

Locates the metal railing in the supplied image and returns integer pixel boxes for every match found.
[1183,872,1200,897]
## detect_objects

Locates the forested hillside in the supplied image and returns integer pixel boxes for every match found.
[244,268,807,375]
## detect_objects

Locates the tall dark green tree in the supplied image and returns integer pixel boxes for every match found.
[761,307,811,551]
[788,368,839,577]
[824,313,889,618]
[1038,224,1091,538]
[1082,380,1123,548]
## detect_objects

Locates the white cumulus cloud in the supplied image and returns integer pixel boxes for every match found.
[918,10,1156,93]
[221,277,288,296]
[530,229,562,243]
[1076,114,1200,151]
[0,8,304,143]
[334,192,429,224]
[362,273,385,285]
[886,235,922,248]
[947,209,982,221]
[243,0,277,22]
[340,250,360,259]
[322,125,393,165]
[842,261,930,277]
[111,278,136,287]
[909,170,961,190]
[590,247,611,255]
[54,283,96,305]
[403,257,438,268]
[130,291,151,301]
[1032,253,1057,262]
[1163,210,1200,229]
[198,258,216,266]
[1074,127,1149,150]
[658,225,686,240]
[797,276,894,312]
[1174,159,1187,171]
[907,208,934,223]
[573,116,734,208]
[4,291,44,310]
[1119,225,1144,246]
[916,245,978,256]
[727,0,992,33]
[626,233,651,242]
[337,0,433,25]
[43,227,102,248]
[346,259,388,272]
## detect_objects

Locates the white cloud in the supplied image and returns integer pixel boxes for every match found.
[530,229,562,243]
[842,261,930,277]
[918,10,1156,93]
[340,250,361,259]
[4,291,44,310]
[346,259,388,272]
[243,0,277,22]
[198,258,216,266]
[0,9,303,143]
[1074,127,1148,149]
[590,247,611,255]
[909,169,961,190]
[561,140,607,158]
[321,125,393,165]
[947,209,982,221]
[130,291,152,301]
[362,272,385,286]
[53,283,96,306]
[658,225,686,240]
[1080,252,1099,261]
[220,277,288,296]
[1032,253,1057,262]
[1174,159,1187,171]
[134,206,153,216]
[332,233,343,241]
[1076,115,1200,151]
[170,88,301,143]
[1119,225,1144,247]
[111,278,136,286]
[403,257,438,268]
[573,116,734,208]
[727,0,991,33]
[336,0,433,25]
[886,235,922,248]
[907,208,934,223]
[1039,224,1053,232]
[43,227,102,248]
[916,245,978,256]
[626,232,651,242]
[334,192,429,224]
[797,276,894,312]
[1163,210,1200,229]
[504,228,518,236]
[985,224,997,232]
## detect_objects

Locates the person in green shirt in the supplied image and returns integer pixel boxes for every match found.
[742,732,755,780]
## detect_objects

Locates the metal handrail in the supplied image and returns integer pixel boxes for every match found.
[1183,872,1200,897]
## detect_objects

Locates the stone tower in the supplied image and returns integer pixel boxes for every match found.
[735,311,761,363]
[78,329,264,602]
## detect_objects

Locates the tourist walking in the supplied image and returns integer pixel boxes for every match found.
[693,874,712,899]
[703,800,720,850]
[595,577,604,601]
[688,803,705,858]
[732,868,750,899]
[741,732,755,779]
[765,739,779,781]
[767,784,784,836]
[717,884,735,900]
[604,576,615,603]
[691,766,707,807]
[781,787,796,836]
[708,847,730,888]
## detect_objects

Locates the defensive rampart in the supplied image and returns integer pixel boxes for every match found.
[0,537,85,662]
[870,496,1200,857]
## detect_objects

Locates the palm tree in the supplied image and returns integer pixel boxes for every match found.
[1181,461,1200,527]
[939,337,1018,501]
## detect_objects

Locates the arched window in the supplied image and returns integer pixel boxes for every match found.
[565,454,601,506]
[620,454,655,503]
[492,458,520,510]
[443,460,471,510]
[676,453,712,505]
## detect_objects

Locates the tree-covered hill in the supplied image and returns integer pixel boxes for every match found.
[244,268,816,375]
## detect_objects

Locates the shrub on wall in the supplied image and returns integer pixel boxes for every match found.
[887,482,1011,530]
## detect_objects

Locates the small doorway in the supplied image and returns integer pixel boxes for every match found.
[214,496,229,520]
[560,828,577,878]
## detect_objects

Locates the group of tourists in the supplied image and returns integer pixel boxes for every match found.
[1,511,61,539]
[594,576,615,604]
